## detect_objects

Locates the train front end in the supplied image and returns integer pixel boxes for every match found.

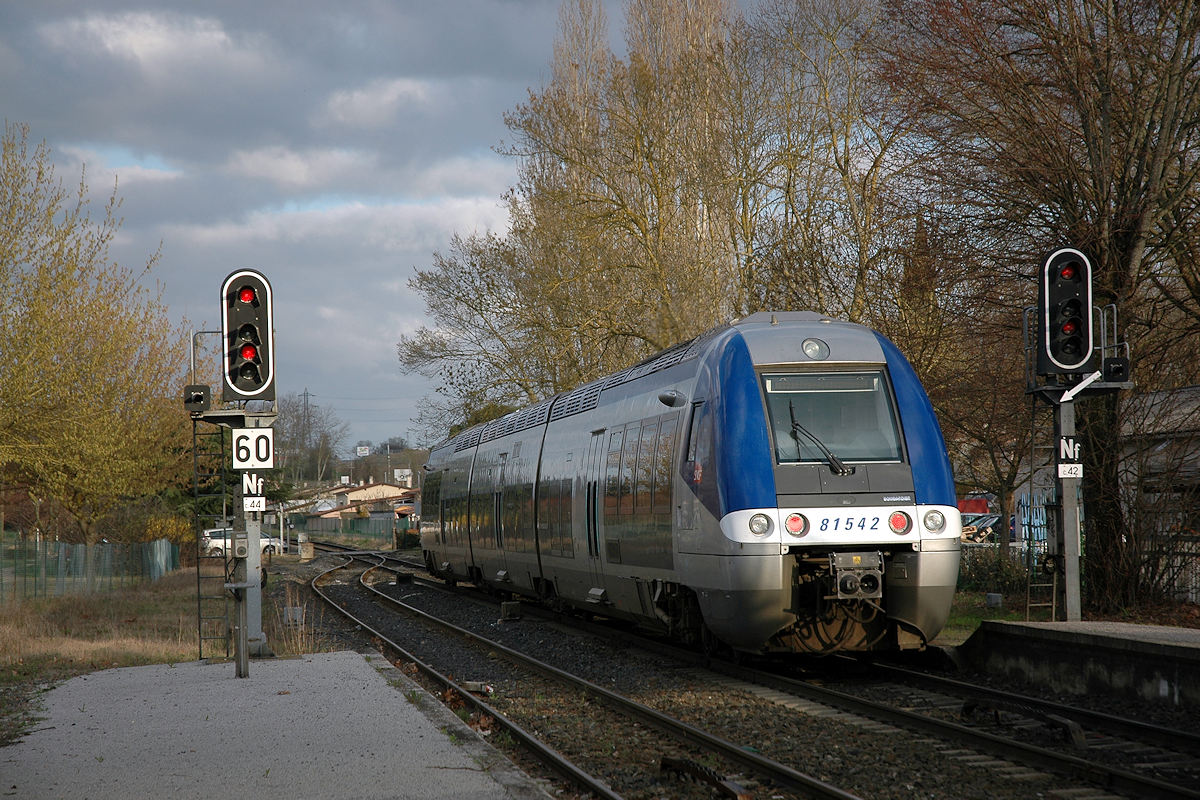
[684,312,961,654]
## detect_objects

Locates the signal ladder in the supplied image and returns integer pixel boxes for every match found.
[192,421,231,660]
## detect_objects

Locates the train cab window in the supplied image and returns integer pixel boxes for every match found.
[762,371,903,465]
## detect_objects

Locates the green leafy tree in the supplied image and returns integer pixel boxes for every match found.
[0,123,191,556]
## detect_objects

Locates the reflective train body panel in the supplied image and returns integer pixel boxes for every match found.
[420,312,961,654]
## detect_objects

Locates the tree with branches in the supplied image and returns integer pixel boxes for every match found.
[879,0,1200,609]
[0,123,191,561]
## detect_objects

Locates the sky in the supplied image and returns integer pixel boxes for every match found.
[0,1,624,449]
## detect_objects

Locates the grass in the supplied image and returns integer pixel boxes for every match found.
[0,569,198,746]
[931,590,1052,646]
[1,569,197,679]
[264,578,334,657]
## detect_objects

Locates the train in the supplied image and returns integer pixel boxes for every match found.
[419,312,961,654]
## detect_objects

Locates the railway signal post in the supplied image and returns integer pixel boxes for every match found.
[185,268,277,675]
[1028,248,1132,621]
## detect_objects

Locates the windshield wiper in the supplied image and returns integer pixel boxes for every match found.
[789,401,853,476]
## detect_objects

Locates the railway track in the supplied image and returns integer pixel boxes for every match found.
[313,552,862,800]
[309,546,1200,799]
[856,660,1200,779]
[708,659,1200,800]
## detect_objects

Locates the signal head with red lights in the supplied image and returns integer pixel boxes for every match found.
[1037,248,1094,376]
[220,269,274,402]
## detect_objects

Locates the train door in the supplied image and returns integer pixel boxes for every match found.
[494,452,510,579]
[585,429,608,598]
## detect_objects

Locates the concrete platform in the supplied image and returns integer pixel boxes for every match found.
[956,620,1200,709]
[1,651,553,800]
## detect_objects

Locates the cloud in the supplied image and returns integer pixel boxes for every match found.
[224,146,375,189]
[58,144,183,185]
[160,195,509,251]
[320,77,437,129]
[3,0,595,445]
[37,11,278,86]
[409,154,514,198]
[219,143,514,201]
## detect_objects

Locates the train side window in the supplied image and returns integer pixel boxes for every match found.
[654,414,678,513]
[424,471,442,518]
[618,424,639,516]
[537,463,571,556]
[423,470,443,541]
[538,475,552,549]
[558,477,573,555]
[635,421,658,516]
[604,428,624,517]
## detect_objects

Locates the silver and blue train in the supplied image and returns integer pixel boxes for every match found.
[420,312,961,654]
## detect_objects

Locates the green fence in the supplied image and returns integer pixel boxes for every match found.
[297,515,416,548]
[0,531,179,603]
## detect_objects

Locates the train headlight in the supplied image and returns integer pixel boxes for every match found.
[784,513,808,537]
[802,338,830,360]
[748,514,772,536]
[923,510,946,533]
[888,511,912,535]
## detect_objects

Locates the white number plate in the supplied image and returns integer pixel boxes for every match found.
[243,496,266,512]
[232,428,274,469]
[1058,463,1083,479]
[817,515,882,533]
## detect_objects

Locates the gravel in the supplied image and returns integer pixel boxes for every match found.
[279,554,1150,800]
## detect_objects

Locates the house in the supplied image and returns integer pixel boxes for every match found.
[298,481,420,546]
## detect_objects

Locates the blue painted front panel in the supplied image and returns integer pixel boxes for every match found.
[875,333,955,506]
[713,332,776,513]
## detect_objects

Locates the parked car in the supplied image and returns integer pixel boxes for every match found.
[960,514,1015,543]
[200,527,282,557]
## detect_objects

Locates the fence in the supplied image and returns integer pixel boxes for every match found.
[0,532,179,603]
[296,514,415,548]
[964,487,1200,603]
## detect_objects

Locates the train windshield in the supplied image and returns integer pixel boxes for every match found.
[761,371,903,465]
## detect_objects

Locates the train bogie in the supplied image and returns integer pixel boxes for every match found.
[421,312,961,655]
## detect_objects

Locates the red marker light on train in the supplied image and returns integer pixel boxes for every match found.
[889,511,912,534]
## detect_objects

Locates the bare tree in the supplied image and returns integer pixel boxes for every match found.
[404,0,751,429]
[881,0,1200,610]
[274,391,349,484]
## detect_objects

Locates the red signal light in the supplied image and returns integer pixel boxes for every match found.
[1061,320,1078,336]
[221,269,274,401]
[1060,264,1077,280]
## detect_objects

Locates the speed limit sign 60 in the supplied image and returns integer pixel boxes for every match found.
[232,428,274,469]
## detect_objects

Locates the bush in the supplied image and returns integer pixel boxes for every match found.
[958,546,1030,594]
